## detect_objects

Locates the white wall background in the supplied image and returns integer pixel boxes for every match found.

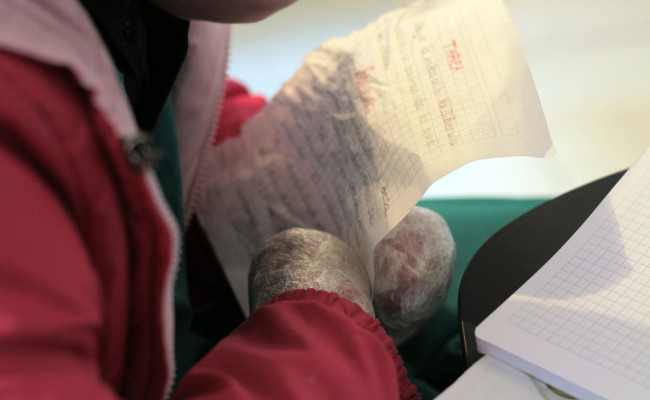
[228,0,650,199]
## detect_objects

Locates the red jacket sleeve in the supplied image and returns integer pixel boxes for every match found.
[175,290,419,400]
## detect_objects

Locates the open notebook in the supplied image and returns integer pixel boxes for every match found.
[476,147,650,400]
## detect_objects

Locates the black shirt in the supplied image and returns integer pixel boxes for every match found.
[79,0,190,130]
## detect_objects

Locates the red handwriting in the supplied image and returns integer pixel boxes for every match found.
[355,66,375,113]
[444,40,463,72]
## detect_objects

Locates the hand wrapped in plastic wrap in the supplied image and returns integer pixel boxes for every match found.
[248,228,375,315]
[373,206,456,344]
[248,207,455,344]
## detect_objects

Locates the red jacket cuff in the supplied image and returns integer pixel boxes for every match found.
[264,289,420,400]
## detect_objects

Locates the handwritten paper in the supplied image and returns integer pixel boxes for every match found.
[199,0,554,313]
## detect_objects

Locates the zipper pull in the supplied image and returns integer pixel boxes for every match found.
[123,131,162,171]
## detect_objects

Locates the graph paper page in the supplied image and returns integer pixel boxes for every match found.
[477,148,650,400]
[200,0,553,313]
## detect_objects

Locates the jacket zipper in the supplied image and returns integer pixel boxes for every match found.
[163,23,232,400]
[182,29,232,228]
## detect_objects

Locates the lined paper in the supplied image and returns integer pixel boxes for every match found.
[200,0,553,313]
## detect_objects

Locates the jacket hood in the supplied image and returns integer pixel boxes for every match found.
[0,0,139,140]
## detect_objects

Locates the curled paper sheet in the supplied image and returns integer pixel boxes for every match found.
[198,0,554,313]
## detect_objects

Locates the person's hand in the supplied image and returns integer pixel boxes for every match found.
[247,207,456,346]
[373,207,456,344]
[248,228,374,315]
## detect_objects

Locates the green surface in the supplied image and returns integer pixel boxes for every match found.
[399,198,548,398]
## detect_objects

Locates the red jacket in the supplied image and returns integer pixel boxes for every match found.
[0,1,418,399]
